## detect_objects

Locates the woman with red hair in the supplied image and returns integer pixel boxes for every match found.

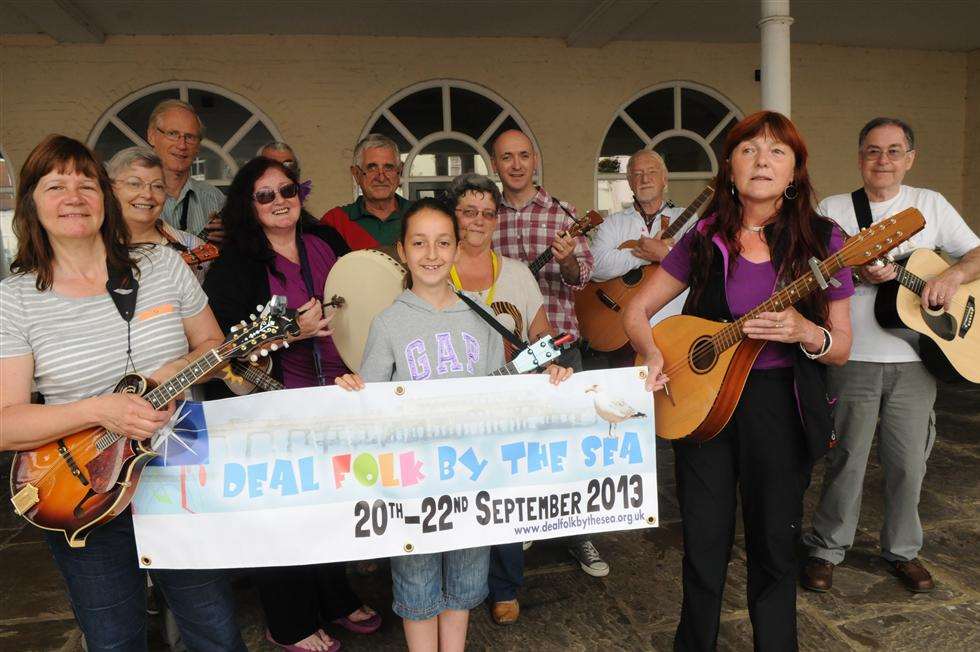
[624,112,854,651]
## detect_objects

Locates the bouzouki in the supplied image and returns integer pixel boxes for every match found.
[222,358,285,395]
[575,185,715,351]
[647,207,926,441]
[873,248,979,383]
[528,210,605,278]
[9,297,301,547]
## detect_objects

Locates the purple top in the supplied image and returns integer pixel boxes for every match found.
[661,222,854,369]
[267,234,347,388]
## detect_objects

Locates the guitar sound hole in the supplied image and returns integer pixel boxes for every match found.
[622,268,643,286]
[688,336,718,374]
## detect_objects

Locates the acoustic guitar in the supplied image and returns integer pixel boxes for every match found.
[646,207,925,441]
[873,248,979,383]
[575,185,715,352]
[9,297,300,547]
[528,210,605,278]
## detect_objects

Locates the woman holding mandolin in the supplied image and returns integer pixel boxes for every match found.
[0,136,245,650]
[107,147,215,282]
[624,112,854,651]
[203,156,379,652]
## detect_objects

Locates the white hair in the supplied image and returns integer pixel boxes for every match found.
[627,149,668,175]
[352,133,400,168]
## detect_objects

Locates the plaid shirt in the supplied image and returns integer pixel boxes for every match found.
[494,187,594,341]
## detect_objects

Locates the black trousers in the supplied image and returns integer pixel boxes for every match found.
[673,368,811,652]
[253,563,362,644]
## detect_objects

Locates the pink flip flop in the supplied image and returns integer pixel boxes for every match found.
[331,611,382,634]
[265,629,341,652]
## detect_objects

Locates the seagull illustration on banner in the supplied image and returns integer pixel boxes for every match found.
[585,384,647,437]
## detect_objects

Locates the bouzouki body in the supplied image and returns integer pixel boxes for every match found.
[874,248,979,383]
[649,315,764,440]
[10,375,158,548]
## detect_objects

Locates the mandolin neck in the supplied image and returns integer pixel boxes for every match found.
[232,360,284,391]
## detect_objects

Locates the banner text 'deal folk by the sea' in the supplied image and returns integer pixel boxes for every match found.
[131,367,657,569]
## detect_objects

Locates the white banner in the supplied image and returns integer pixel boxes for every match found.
[131,367,657,569]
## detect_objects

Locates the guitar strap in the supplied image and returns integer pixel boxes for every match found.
[294,227,328,386]
[177,193,191,231]
[850,187,873,230]
[454,289,526,350]
[106,261,139,374]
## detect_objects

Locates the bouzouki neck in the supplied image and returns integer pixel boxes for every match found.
[529,210,604,277]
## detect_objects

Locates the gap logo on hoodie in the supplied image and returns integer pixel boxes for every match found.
[406,331,481,380]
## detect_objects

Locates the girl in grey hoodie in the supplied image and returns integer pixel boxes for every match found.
[336,198,569,652]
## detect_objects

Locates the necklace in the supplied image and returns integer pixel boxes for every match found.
[742,224,765,233]
[450,250,499,305]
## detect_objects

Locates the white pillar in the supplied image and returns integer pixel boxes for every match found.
[758,0,794,117]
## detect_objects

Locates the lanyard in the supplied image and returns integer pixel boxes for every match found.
[449,250,499,306]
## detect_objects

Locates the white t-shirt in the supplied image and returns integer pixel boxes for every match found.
[817,185,980,363]
[467,255,544,344]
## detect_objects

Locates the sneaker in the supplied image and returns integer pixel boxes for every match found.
[522,541,533,551]
[568,540,609,577]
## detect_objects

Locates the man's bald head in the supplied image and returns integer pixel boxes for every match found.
[491,129,537,195]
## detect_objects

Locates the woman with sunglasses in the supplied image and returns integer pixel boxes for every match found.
[203,157,379,652]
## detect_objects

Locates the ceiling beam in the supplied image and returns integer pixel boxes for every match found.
[566,0,655,49]
[10,0,105,43]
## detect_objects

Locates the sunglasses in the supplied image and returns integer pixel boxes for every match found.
[253,183,300,205]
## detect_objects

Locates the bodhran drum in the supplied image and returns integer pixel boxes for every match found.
[323,249,405,372]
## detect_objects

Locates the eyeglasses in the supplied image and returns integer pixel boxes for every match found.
[116,178,166,195]
[355,163,400,177]
[456,207,498,220]
[860,146,912,161]
[280,160,298,170]
[155,126,202,145]
[253,183,300,204]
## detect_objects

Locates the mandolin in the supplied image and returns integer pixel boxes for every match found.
[180,242,220,267]
[645,207,925,441]
[222,358,284,395]
[528,210,604,278]
[873,248,979,383]
[9,297,300,547]
[575,185,715,352]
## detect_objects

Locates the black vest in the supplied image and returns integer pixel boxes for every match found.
[682,220,838,462]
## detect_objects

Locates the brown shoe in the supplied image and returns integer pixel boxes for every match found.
[888,558,935,593]
[491,599,520,625]
[801,557,834,592]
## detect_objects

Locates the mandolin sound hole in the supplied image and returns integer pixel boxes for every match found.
[688,336,718,374]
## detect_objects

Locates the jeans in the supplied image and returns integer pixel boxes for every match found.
[46,511,245,652]
[391,546,490,620]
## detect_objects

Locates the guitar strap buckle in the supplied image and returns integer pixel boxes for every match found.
[808,256,841,290]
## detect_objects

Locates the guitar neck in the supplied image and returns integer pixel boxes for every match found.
[144,350,226,409]
[490,361,520,376]
[661,185,714,240]
[712,253,846,352]
[892,262,926,296]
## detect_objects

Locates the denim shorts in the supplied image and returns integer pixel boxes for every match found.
[390,546,490,620]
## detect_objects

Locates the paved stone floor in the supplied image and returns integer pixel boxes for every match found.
[2,383,977,651]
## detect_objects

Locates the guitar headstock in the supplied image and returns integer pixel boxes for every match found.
[839,207,925,268]
[219,295,301,362]
[569,210,604,238]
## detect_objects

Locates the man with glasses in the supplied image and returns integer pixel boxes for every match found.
[588,149,689,367]
[146,99,225,242]
[320,133,410,254]
[802,117,980,594]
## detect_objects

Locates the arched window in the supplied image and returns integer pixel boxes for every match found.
[596,81,742,214]
[1,147,16,277]
[359,80,541,200]
[87,82,283,189]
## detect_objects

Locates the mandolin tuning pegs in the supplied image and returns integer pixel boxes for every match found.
[270,344,278,351]
[256,304,264,311]
[250,354,258,363]
[260,349,269,357]
[283,341,289,349]
[230,325,238,333]
[249,314,257,320]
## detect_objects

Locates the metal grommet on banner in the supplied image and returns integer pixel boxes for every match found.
[646,515,657,525]
[638,369,648,380]
[395,385,406,396]
[140,555,152,567]
[403,542,414,553]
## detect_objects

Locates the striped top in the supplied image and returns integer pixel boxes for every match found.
[160,176,226,237]
[0,246,207,405]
